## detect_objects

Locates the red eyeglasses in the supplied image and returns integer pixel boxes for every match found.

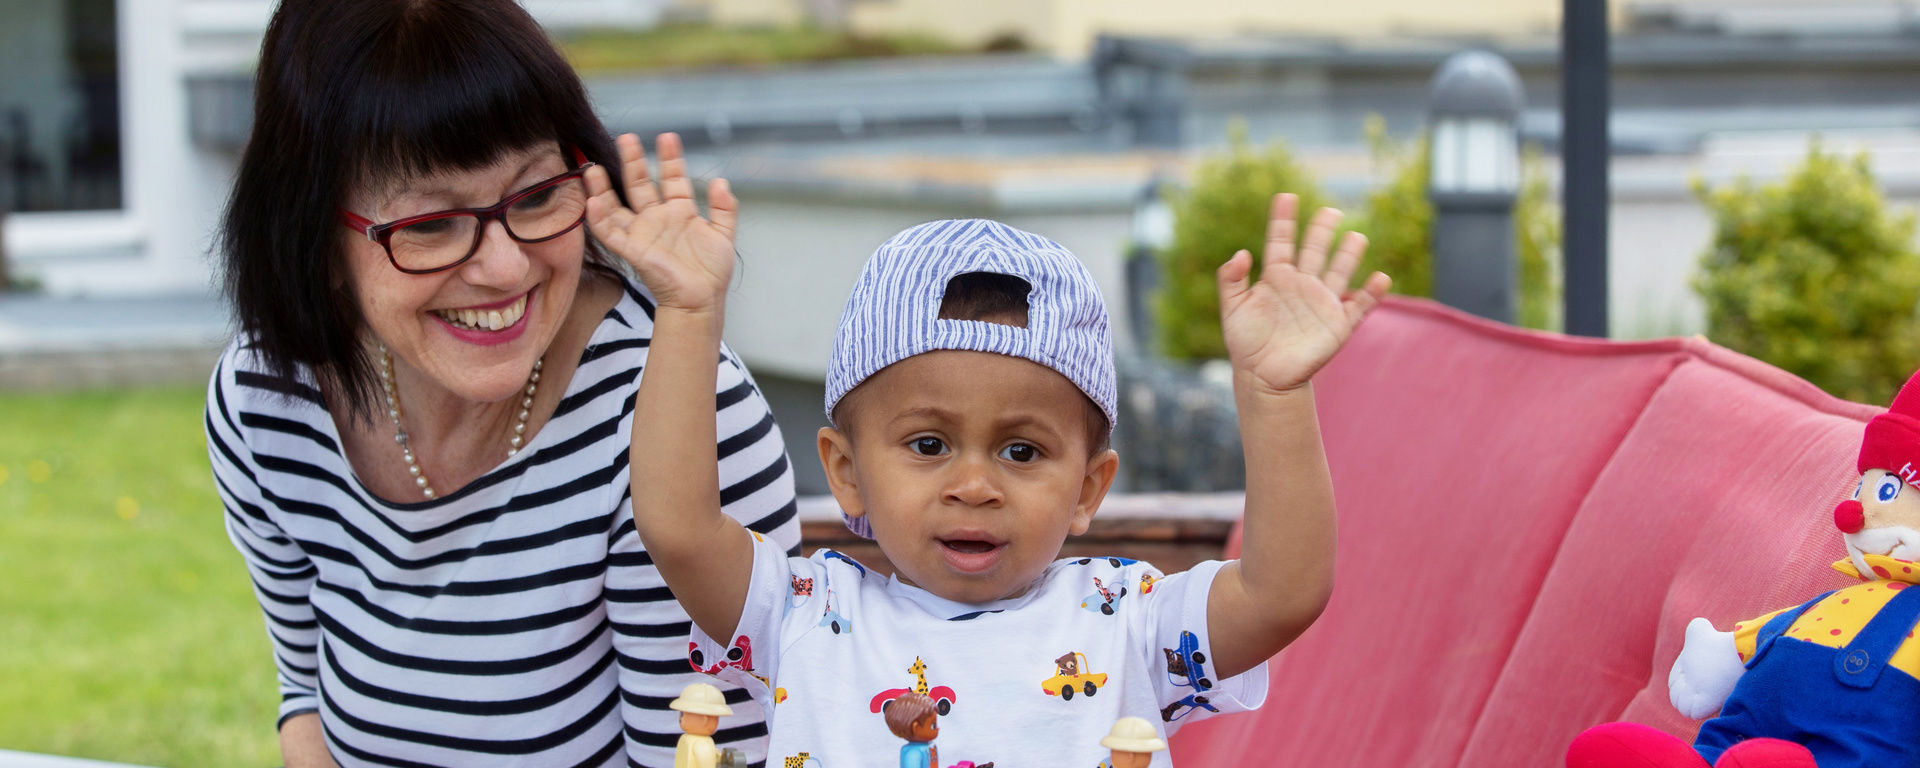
[340,157,597,275]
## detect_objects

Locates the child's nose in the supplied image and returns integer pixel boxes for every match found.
[943,457,1003,507]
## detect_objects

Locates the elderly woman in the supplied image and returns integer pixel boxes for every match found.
[207,1,797,766]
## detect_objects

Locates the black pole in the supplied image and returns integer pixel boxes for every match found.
[1563,0,1610,336]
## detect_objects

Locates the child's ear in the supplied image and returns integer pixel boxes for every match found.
[818,426,866,522]
[1069,448,1119,536]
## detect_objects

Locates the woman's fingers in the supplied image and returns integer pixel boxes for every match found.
[707,178,738,237]
[617,133,659,209]
[654,132,696,203]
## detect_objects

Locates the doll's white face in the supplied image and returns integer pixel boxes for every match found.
[1843,468,1920,576]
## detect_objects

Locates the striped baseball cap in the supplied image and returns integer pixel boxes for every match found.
[824,219,1118,538]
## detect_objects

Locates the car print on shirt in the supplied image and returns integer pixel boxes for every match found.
[818,596,853,634]
[1041,651,1109,701]
[870,656,958,716]
[1160,630,1220,722]
[1074,556,1141,568]
[1080,576,1128,615]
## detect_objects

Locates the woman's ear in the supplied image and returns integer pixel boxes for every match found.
[818,426,865,522]
[1069,448,1120,536]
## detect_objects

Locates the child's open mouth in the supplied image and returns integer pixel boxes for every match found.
[938,537,1005,574]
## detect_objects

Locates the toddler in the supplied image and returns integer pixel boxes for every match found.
[601,143,1386,766]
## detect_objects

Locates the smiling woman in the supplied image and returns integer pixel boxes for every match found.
[208,1,798,767]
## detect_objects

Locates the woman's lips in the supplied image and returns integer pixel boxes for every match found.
[431,289,534,346]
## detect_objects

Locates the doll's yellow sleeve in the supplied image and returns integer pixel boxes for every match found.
[1729,608,1789,661]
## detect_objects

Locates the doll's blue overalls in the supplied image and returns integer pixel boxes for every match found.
[1693,584,1920,767]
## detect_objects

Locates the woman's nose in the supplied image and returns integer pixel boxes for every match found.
[459,220,531,289]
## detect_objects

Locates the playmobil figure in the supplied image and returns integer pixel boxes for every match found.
[1097,717,1168,768]
[888,692,942,768]
[671,683,735,768]
[1567,369,1920,768]
[625,189,1385,762]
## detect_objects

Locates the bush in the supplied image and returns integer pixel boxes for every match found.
[1692,142,1920,404]
[1153,122,1340,360]
[1346,116,1562,331]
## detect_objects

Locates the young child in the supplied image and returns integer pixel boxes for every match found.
[592,134,1387,766]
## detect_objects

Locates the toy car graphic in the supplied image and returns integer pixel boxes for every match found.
[1074,556,1141,568]
[781,752,822,768]
[870,656,957,715]
[1041,651,1109,701]
[688,635,754,676]
[823,550,869,576]
[1139,572,1158,594]
[817,599,853,634]
[1162,630,1212,691]
[1080,576,1128,615]
[1160,692,1219,723]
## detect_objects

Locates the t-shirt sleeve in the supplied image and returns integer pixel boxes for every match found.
[688,531,828,710]
[1135,559,1269,731]
[205,353,321,728]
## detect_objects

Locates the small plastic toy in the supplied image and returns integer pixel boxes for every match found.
[1042,651,1109,700]
[669,682,734,768]
[885,692,994,768]
[1097,717,1168,768]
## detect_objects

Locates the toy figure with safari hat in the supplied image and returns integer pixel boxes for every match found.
[671,682,745,768]
[1566,368,1920,768]
[1098,717,1168,768]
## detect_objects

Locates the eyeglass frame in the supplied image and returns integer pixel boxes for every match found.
[338,149,597,275]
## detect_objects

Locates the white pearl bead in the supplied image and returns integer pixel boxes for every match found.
[409,465,420,476]
[415,476,428,488]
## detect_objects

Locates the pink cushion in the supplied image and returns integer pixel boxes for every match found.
[1168,298,1880,767]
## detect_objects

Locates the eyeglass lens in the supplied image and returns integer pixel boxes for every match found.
[387,175,589,272]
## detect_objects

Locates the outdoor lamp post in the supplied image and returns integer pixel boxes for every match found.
[1125,178,1173,354]
[1427,50,1524,324]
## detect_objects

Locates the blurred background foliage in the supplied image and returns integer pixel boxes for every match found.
[1153,118,1563,360]
[558,23,990,73]
[1692,142,1920,404]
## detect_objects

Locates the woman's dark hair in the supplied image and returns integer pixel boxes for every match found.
[220,0,623,418]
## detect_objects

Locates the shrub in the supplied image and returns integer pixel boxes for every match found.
[1692,142,1920,404]
[1153,122,1339,360]
[1347,116,1562,331]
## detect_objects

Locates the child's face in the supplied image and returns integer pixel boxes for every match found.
[820,350,1118,604]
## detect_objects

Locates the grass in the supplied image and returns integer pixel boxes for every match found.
[0,387,280,767]
[556,23,975,74]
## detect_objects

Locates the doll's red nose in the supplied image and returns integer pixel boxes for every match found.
[1835,499,1866,534]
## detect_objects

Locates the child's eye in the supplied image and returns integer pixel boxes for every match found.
[911,437,947,456]
[998,443,1038,463]
[1878,475,1903,502]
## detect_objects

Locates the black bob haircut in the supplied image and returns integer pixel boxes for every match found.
[219,0,624,419]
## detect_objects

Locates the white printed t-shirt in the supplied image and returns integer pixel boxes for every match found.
[690,532,1268,767]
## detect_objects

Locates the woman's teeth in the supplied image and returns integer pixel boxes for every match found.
[435,295,526,331]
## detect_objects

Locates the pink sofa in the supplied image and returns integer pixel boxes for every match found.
[1168,297,1885,767]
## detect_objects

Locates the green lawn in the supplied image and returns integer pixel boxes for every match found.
[0,387,280,767]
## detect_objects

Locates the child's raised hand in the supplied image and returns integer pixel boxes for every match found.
[585,132,737,314]
[1218,193,1390,394]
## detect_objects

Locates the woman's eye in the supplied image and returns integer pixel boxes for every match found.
[911,437,946,456]
[1878,475,1903,502]
[998,443,1038,463]
[511,186,556,211]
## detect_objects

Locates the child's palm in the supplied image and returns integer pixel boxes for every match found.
[585,132,737,313]
[1219,194,1389,393]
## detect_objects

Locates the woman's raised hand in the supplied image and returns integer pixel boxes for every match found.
[585,132,737,314]
[1217,192,1391,395]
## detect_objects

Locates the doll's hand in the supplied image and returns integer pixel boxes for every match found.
[1669,617,1744,719]
[1217,193,1390,395]
[585,132,738,314]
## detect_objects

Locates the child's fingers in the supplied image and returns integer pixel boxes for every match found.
[618,133,660,209]
[1293,207,1343,279]
[1216,249,1254,306]
[1343,272,1392,327]
[655,132,696,203]
[707,178,738,237]
[1322,231,1368,295]
[1261,193,1298,270]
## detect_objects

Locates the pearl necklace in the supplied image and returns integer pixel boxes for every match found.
[378,345,542,500]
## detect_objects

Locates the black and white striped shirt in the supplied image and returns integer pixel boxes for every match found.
[208,278,799,767]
